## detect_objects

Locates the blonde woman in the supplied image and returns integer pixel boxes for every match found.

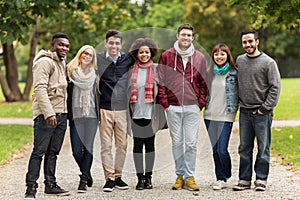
[67,45,98,193]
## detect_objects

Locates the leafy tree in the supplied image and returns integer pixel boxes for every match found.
[184,0,252,58]
[0,0,89,101]
[227,0,300,30]
[0,0,137,102]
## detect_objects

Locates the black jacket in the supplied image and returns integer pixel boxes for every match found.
[97,51,134,110]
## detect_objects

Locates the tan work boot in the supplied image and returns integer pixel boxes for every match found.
[171,175,184,190]
[183,176,199,191]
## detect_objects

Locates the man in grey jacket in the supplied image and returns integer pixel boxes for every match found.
[25,33,70,199]
[233,30,281,192]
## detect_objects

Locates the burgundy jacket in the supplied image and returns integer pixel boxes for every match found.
[158,47,207,110]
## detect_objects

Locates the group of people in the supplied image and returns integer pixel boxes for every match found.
[24,23,281,199]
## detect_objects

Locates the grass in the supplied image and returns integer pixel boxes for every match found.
[272,126,300,168]
[0,82,33,118]
[274,78,300,119]
[0,101,32,118]
[0,124,33,165]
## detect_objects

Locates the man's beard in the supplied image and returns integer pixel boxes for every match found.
[245,46,256,55]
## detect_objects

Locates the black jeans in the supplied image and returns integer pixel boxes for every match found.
[69,118,98,178]
[132,118,155,177]
[25,114,67,186]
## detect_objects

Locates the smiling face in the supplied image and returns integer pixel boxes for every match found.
[242,33,260,56]
[177,29,194,50]
[105,36,122,59]
[80,48,94,66]
[51,38,70,59]
[137,45,151,64]
[213,49,228,66]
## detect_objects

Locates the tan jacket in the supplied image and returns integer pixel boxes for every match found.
[32,50,68,119]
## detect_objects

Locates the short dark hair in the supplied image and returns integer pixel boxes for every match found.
[129,37,158,60]
[241,30,259,40]
[177,23,194,35]
[52,33,69,41]
[106,30,122,42]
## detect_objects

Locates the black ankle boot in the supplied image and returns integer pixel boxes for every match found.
[136,175,145,190]
[87,176,93,187]
[144,176,153,189]
[78,175,87,193]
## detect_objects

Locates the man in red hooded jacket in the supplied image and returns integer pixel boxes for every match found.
[158,23,206,191]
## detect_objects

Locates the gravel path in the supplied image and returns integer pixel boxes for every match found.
[0,118,300,200]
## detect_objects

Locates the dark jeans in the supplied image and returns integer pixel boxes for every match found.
[238,111,272,184]
[69,118,98,178]
[132,118,155,177]
[205,119,232,181]
[25,114,67,186]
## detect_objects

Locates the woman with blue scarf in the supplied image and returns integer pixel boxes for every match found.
[204,43,238,190]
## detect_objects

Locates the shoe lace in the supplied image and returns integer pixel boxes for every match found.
[188,178,196,184]
[52,183,62,190]
[176,176,183,183]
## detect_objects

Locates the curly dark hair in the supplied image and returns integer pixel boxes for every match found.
[128,37,158,60]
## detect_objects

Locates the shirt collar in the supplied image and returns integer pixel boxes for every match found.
[106,51,121,63]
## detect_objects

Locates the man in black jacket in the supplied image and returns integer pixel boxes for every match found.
[97,30,134,192]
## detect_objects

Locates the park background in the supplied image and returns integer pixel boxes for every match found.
[0,0,299,174]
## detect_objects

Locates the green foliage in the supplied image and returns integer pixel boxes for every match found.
[227,0,300,30]
[35,0,139,58]
[0,0,90,45]
[0,125,33,165]
[184,0,252,58]
[272,126,300,167]
[145,0,185,29]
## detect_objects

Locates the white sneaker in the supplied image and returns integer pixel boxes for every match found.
[213,180,227,190]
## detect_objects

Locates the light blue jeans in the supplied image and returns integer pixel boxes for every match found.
[167,105,200,180]
[238,111,272,186]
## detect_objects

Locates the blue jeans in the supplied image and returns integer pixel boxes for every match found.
[70,118,98,178]
[238,111,272,185]
[25,114,67,186]
[167,105,200,179]
[205,120,232,181]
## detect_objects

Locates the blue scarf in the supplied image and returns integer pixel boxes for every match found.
[214,62,230,75]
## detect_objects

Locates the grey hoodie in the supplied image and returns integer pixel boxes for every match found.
[32,50,68,119]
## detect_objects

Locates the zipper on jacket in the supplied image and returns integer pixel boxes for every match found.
[182,70,185,106]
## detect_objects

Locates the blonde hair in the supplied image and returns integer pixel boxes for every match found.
[67,45,97,78]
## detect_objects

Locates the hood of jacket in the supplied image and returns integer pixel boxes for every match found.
[33,50,62,66]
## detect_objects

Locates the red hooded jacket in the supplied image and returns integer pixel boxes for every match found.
[158,47,207,110]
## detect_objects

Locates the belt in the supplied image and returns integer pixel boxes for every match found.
[56,113,67,116]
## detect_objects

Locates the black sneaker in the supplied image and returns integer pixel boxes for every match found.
[87,176,93,187]
[44,183,70,196]
[115,177,128,190]
[103,179,115,192]
[78,176,87,193]
[24,185,37,199]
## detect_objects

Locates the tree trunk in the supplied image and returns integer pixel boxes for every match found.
[22,17,40,101]
[0,69,14,101]
[2,43,22,102]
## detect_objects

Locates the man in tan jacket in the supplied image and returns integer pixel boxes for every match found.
[25,33,70,199]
